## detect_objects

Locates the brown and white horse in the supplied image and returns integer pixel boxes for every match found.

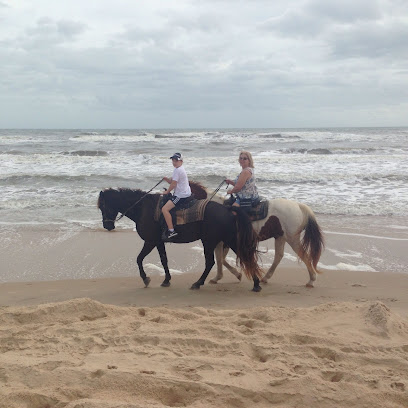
[208,194,325,287]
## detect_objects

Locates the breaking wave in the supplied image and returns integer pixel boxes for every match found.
[61,150,109,157]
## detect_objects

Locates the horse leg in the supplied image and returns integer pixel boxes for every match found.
[223,246,242,281]
[156,241,171,287]
[228,242,261,292]
[209,242,224,284]
[261,237,286,283]
[288,237,317,288]
[191,242,216,290]
[210,243,242,284]
[252,276,262,292]
[137,242,156,287]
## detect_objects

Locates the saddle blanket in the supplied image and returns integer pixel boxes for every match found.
[176,199,209,225]
[223,197,269,222]
[154,197,209,225]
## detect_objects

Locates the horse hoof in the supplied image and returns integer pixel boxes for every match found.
[190,283,201,290]
[261,278,268,284]
[161,281,171,287]
[143,277,151,288]
[306,283,314,288]
[209,279,218,284]
[252,286,262,293]
[237,273,242,281]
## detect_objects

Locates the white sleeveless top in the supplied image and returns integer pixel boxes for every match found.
[234,167,259,200]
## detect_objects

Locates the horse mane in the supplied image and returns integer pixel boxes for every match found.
[97,187,158,208]
[189,181,208,199]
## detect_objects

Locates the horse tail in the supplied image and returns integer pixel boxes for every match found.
[233,207,263,280]
[298,204,325,273]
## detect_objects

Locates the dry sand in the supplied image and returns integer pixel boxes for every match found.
[1,229,408,407]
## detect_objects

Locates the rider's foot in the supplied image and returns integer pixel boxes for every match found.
[162,230,178,241]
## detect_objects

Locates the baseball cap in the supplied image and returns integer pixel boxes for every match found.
[169,152,183,160]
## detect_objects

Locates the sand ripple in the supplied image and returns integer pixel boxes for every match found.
[0,299,407,407]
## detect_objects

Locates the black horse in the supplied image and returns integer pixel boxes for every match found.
[97,186,263,291]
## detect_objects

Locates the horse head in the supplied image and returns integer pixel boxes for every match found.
[98,190,118,231]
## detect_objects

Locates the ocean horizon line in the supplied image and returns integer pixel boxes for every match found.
[1,126,408,131]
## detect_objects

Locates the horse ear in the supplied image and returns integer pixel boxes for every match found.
[98,191,104,208]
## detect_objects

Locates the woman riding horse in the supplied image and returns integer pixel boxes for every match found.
[226,150,259,209]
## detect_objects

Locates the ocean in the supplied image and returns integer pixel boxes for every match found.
[1,127,408,279]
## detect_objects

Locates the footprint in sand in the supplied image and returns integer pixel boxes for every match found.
[391,382,405,391]
[172,365,202,381]
[229,371,244,377]
[90,369,105,378]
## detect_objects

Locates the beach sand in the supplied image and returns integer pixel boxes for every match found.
[1,229,408,407]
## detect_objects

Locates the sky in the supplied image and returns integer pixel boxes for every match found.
[0,0,407,128]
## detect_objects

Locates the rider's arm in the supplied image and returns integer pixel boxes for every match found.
[163,180,177,195]
[227,170,251,194]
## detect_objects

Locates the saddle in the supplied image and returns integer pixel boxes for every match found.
[223,196,269,222]
[155,195,209,231]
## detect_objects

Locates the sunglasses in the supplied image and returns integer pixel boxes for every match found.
[239,157,248,160]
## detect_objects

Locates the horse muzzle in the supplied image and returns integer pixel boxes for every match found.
[103,221,115,231]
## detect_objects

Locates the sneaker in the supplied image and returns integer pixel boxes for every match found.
[164,230,178,240]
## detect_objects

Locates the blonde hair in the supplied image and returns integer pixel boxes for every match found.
[239,151,254,168]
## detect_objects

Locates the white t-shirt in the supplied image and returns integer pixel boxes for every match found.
[172,165,191,198]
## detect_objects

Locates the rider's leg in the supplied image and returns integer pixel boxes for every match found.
[162,200,175,230]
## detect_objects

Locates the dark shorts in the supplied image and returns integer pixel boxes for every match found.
[171,196,191,209]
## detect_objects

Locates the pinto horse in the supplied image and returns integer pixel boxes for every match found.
[97,185,263,291]
[210,195,325,287]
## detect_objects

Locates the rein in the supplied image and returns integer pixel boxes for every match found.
[113,179,164,222]
[209,180,227,201]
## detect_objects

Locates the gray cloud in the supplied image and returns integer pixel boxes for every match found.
[258,0,408,69]
[0,1,407,127]
[260,0,392,38]
[329,20,408,60]
[259,8,325,37]
[22,18,87,49]
[308,0,381,22]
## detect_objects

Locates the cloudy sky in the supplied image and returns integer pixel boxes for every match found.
[1,0,407,128]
